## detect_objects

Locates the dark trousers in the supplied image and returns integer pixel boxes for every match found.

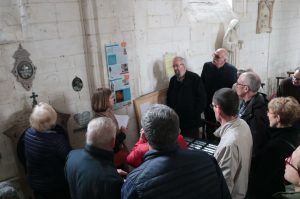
[34,188,70,199]
[204,108,218,140]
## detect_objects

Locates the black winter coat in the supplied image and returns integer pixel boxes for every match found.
[167,71,206,130]
[239,92,269,157]
[249,127,300,199]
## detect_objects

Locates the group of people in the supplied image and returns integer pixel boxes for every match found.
[20,48,300,199]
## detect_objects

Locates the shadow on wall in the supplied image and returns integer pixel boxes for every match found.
[153,60,169,92]
[215,23,225,50]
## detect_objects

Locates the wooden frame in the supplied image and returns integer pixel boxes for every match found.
[133,89,167,129]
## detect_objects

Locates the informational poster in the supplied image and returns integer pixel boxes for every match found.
[105,42,131,109]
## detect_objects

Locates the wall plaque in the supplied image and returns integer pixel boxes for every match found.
[256,0,275,34]
[11,44,36,91]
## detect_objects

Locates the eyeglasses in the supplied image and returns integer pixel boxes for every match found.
[236,82,248,87]
[292,76,300,81]
[173,63,184,67]
[285,156,300,176]
[267,110,276,115]
[212,53,224,60]
[210,104,218,109]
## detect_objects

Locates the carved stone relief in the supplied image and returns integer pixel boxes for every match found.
[256,0,275,34]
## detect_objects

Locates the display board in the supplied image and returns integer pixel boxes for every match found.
[105,42,131,109]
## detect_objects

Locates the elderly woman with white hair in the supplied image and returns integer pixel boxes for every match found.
[24,102,71,199]
[249,97,300,199]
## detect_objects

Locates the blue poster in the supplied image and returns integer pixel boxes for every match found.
[105,42,131,109]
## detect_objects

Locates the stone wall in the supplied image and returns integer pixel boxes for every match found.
[1,0,300,182]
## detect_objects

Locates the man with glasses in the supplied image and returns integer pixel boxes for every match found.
[201,48,237,140]
[277,67,300,104]
[236,72,269,163]
[211,88,252,199]
[167,56,207,138]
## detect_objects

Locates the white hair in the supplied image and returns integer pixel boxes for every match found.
[86,117,116,149]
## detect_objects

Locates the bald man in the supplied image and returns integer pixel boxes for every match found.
[201,48,237,140]
[65,117,126,199]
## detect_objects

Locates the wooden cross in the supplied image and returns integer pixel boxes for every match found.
[30,92,38,108]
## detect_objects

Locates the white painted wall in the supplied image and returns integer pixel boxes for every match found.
[1,0,300,183]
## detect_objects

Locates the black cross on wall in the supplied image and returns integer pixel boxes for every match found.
[30,92,38,108]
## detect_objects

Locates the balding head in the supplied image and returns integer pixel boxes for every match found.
[239,72,261,92]
[292,68,300,86]
[86,117,116,150]
[213,48,228,68]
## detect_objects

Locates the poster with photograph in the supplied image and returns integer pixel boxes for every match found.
[105,42,131,109]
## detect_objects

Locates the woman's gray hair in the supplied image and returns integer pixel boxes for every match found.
[29,102,57,132]
[141,104,179,151]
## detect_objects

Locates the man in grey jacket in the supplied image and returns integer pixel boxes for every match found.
[212,88,252,199]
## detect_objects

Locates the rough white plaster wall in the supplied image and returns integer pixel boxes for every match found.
[0,0,90,180]
[1,0,300,182]
[238,0,300,95]
[134,0,235,95]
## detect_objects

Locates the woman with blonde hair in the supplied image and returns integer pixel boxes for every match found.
[24,102,71,199]
[91,88,128,169]
[249,97,300,198]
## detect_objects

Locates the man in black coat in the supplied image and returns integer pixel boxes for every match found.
[167,56,206,138]
[277,67,300,104]
[121,104,231,199]
[65,117,127,199]
[201,48,237,139]
[236,71,269,159]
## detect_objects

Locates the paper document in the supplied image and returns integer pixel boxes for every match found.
[115,114,129,128]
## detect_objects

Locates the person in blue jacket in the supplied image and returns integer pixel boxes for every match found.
[121,104,231,199]
[65,117,127,199]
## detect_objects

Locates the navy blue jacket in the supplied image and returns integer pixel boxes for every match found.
[121,147,231,199]
[24,125,71,193]
[65,145,124,199]
[167,70,207,130]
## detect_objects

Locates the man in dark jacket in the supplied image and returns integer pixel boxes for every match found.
[236,71,269,159]
[121,104,231,199]
[277,67,300,104]
[65,117,127,199]
[167,56,206,138]
[201,48,237,139]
